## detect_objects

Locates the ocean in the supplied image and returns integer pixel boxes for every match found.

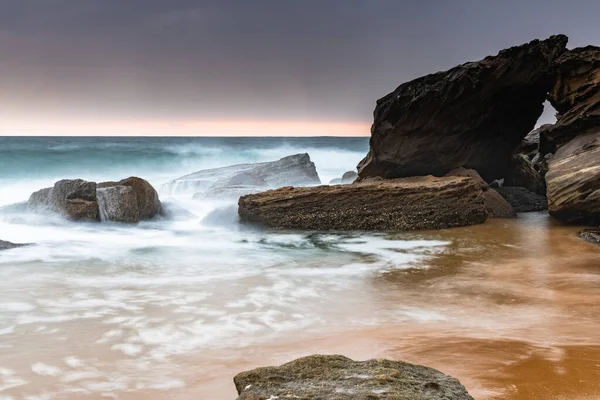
[0,137,599,399]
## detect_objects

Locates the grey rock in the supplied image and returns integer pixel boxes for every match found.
[495,186,548,212]
[0,240,29,251]
[234,354,474,400]
[97,186,140,223]
[341,171,358,184]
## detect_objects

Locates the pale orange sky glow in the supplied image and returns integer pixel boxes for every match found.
[0,119,371,137]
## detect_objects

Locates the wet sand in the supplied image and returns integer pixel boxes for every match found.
[1,213,599,399]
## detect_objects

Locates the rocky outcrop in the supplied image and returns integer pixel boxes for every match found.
[504,154,546,195]
[28,179,100,222]
[495,186,548,212]
[542,47,600,224]
[580,229,600,245]
[0,240,28,251]
[233,355,474,400]
[162,154,321,199]
[238,176,487,231]
[330,171,358,185]
[28,177,161,224]
[546,132,600,224]
[357,35,568,182]
[446,168,516,218]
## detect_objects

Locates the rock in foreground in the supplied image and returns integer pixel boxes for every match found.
[233,355,474,400]
[238,176,487,231]
[358,35,568,182]
[495,187,548,213]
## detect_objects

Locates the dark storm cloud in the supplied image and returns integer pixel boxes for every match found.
[1,0,600,121]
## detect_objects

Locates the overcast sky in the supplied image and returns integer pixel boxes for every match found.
[1,0,599,134]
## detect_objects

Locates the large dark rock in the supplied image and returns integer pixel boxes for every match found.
[163,154,321,199]
[546,132,600,224]
[504,154,546,195]
[542,46,600,224]
[97,177,162,223]
[234,355,474,400]
[28,179,100,222]
[358,35,568,182]
[446,168,516,218]
[495,186,548,212]
[0,240,28,251]
[238,176,487,231]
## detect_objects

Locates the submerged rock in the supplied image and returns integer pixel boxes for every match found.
[358,35,568,182]
[163,154,321,199]
[446,168,516,218]
[580,229,600,245]
[495,186,548,212]
[0,240,28,251]
[238,176,487,231]
[233,354,474,400]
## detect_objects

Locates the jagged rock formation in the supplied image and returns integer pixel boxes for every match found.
[162,154,321,200]
[233,355,474,400]
[358,35,568,182]
[239,176,487,231]
[543,46,600,224]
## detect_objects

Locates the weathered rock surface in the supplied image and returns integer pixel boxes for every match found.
[546,132,600,224]
[233,355,474,400]
[495,186,548,212]
[238,176,487,231]
[28,179,100,222]
[446,168,516,218]
[28,177,161,224]
[580,229,600,245]
[541,46,600,153]
[504,154,546,195]
[0,240,28,251]
[163,154,321,199]
[358,35,568,182]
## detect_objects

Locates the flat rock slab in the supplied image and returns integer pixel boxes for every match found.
[238,176,487,231]
[234,355,474,400]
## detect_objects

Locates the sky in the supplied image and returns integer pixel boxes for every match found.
[1,0,599,136]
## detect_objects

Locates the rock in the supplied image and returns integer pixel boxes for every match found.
[357,35,568,182]
[28,180,100,221]
[518,125,547,157]
[238,176,487,231]
[329,178,342,185]
[159,200,197,221]
[495,186,548,212]
[233,354,474,400]
[541,46,600,154]
[580,229,600,245]
[197,185,266,201]
[0,240,28,251]
[99,177,162,220]
[163,154,321,196]
[546,131,600,224]
[446,168,516,218]
[504,154,546,195]
[341,171,358,184]
[97,185,140,223]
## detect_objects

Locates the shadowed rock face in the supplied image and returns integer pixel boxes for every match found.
[238,176,487,231]
[358,35,568,182]
[496,186,548,213]
[233,355,474,400]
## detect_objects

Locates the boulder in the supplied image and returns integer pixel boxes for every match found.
[238,176,487,231]
[162,154,321,197]
[28,179,100,222]
[580,229,600,245]
[341,171,358,184]
[97,177,162,223]
[357,35,568,182]
[546,132,600,224]
[233,355,474,400]
[446,168,516,218]
[504,154,546,195]
[495,186,548,212]
[329,178,342,185]
[0,240,28,251]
